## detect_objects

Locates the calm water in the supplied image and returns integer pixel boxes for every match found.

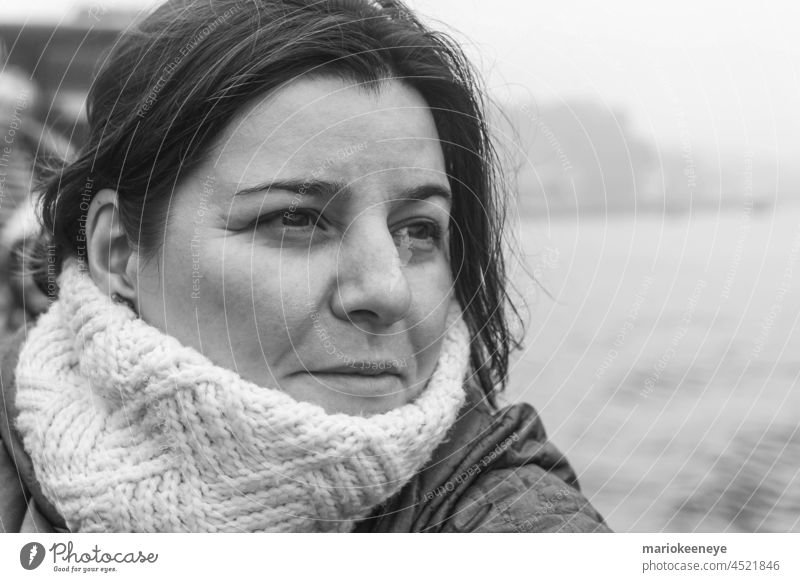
[505,205,800,532]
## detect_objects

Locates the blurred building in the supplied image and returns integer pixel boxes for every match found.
[0,6,136,331]
[495,99,781,216]
[0,5,139,145]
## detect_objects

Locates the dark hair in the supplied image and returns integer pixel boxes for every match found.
[37,0,522,405]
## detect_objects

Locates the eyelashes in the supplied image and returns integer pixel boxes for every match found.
[392,222,444,252]
[271,209,319,229]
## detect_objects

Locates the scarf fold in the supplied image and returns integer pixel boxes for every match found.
[14,259,470,532]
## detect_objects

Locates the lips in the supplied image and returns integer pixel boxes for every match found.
[304,371,404,399]
[312,362,404,377]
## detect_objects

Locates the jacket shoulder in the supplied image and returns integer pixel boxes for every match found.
[0,326,67,533]
[441,399,612,532]
[446,456,612,532]
[355,383,611,532]
[443,404,610,533]
[0,328,30,532]
[0,435,28,532]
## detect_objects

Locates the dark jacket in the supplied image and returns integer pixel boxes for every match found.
[0,327,611,533]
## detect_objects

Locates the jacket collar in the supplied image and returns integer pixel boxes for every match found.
[353,377,501,531]
[0,326,69,532]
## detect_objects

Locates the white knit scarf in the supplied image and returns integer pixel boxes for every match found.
[14,259,470,532]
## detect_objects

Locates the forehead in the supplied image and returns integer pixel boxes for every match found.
[208,76,446,184]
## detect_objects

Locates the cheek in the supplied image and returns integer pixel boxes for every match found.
[406,264,456,360]
[408,255,455,307]
[220,244,328,344]
[135,224,201,330]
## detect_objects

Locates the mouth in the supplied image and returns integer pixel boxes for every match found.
[302,370,405,399]
[313,362,404,377]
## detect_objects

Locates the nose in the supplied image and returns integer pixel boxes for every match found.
[330,215,412,327]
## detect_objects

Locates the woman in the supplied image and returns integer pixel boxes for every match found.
[0,0,610,533]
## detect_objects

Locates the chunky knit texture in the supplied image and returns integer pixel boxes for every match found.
[14,260,470,532]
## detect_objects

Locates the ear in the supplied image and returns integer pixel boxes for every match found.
[85,188,137,304]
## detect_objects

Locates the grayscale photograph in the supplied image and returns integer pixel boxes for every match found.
[0,0,797,544]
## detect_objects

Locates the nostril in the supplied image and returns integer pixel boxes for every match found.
[345,309,374,323]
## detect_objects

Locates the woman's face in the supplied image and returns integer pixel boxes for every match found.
[134,77,456,415]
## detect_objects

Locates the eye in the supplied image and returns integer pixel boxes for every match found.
[256,209,321,231]
[279,210,315,228]
[392,221,444,254]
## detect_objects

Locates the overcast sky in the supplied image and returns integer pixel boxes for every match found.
[2,0,798,160]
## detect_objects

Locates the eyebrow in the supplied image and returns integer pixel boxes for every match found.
[233,179,452,204]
